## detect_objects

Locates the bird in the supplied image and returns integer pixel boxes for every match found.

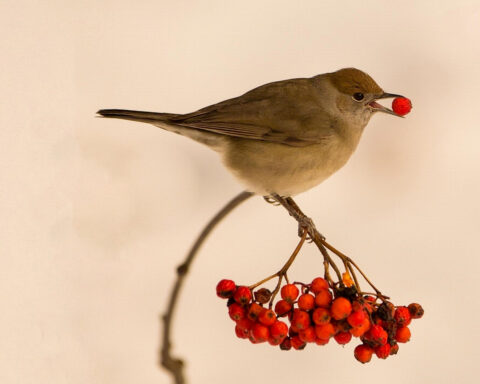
[97,68,405,199]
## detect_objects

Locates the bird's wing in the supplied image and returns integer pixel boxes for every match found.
[169,78,334,147]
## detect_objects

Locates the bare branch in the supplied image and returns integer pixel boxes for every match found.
[160,191,254,384]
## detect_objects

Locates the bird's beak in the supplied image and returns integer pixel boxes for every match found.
[368,92,405,117]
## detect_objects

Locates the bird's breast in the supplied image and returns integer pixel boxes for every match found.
[222,135,358,196]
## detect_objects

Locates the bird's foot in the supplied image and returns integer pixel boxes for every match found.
[263,195,280,206]
[298,216,325,242]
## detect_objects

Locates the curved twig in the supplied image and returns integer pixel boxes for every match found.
[160,191,254,384]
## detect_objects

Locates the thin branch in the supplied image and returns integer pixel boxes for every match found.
[160,191,254,384]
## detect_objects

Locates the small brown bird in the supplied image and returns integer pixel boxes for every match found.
[98,68,405,197]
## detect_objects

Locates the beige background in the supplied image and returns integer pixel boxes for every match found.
[1,1,479,383]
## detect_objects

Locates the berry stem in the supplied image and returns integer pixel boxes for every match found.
[270,196,389,301]
[250,230,308,307]
[321,240,386,300]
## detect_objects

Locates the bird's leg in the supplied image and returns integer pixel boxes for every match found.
[271,194,324,241]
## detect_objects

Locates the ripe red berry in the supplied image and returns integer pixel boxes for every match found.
[392,97,412,116]
[350,317,371,338]
[312,307,331,325]
[348,310,367,327]
[354,344,374,364]
[298,293,315,311]
[291,310,311,332]
[236,317,254,332]
[233,286,252,305]
[274,299,292,317]
[290,335,307,350]
[334,331,352,345]
[235,324,249,339]
[250,323,269,343]
[331,297,352,320]
[299,326,316,343]
[310,277,329,293]
[258,308,276,326]
[363,324,388,347]
[216,279,236,298]
[314,289,332,307]
[269,320,289,344]
[394,306,412,326]
[314,323,335,340]
[375,343,391,359]
[228,303,246,321]
[408,303,424,319]
[315,337,330,345]
[281,284,299,303]
[395,326,411,343]
[247,302,263,321]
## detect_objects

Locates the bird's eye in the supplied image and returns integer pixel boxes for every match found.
[353,92,364,101]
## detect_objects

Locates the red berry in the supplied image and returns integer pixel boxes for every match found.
[310,277,329,293]
[236,317,254,331]
[269,320,289,344]
[331,297,352,320]
[247,302,263,321]
[394,306,412,326]
[314,323,335,340]
[291,310,311,332]
[233,286,252,305]
[408,303,424,319]
[375,343,391,359]
[216,279,236,298]
[290,335,307,350]
[299,326,316,343]
[314,289,332,307]
[363,324,388,347]
[392,97,412,116]
[298,293,315,311]
[350,317,371,338]
[395,326,411,343]
[312,307,331,325]
[250,323,269,343]
[274,300,292,317]
[354,344,374,364]
[228,303,246,321]
[235,324,249,339]
[348,310,367,327]
[281,284,299,303]
[315,337,330,345]
[334,331,352,345]
[258,308,276,326]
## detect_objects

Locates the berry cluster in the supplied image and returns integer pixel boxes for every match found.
[216,278,423,363]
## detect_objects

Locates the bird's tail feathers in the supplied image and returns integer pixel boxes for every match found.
[97,108,226,152]
[96,109,177,124]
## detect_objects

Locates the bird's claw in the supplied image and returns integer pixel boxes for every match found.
[298,217,324,242]
[263,195,280,206]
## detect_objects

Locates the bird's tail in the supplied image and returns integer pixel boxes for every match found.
[96,108,226,152]
[96,109,177,124]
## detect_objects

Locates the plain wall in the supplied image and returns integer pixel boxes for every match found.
[1,1,479,383]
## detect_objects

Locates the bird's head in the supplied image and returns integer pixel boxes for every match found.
[326,68,405,125]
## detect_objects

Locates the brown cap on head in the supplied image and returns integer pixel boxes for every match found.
[327,68,383,95]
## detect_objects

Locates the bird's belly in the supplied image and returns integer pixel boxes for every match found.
[222,138,354,196]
